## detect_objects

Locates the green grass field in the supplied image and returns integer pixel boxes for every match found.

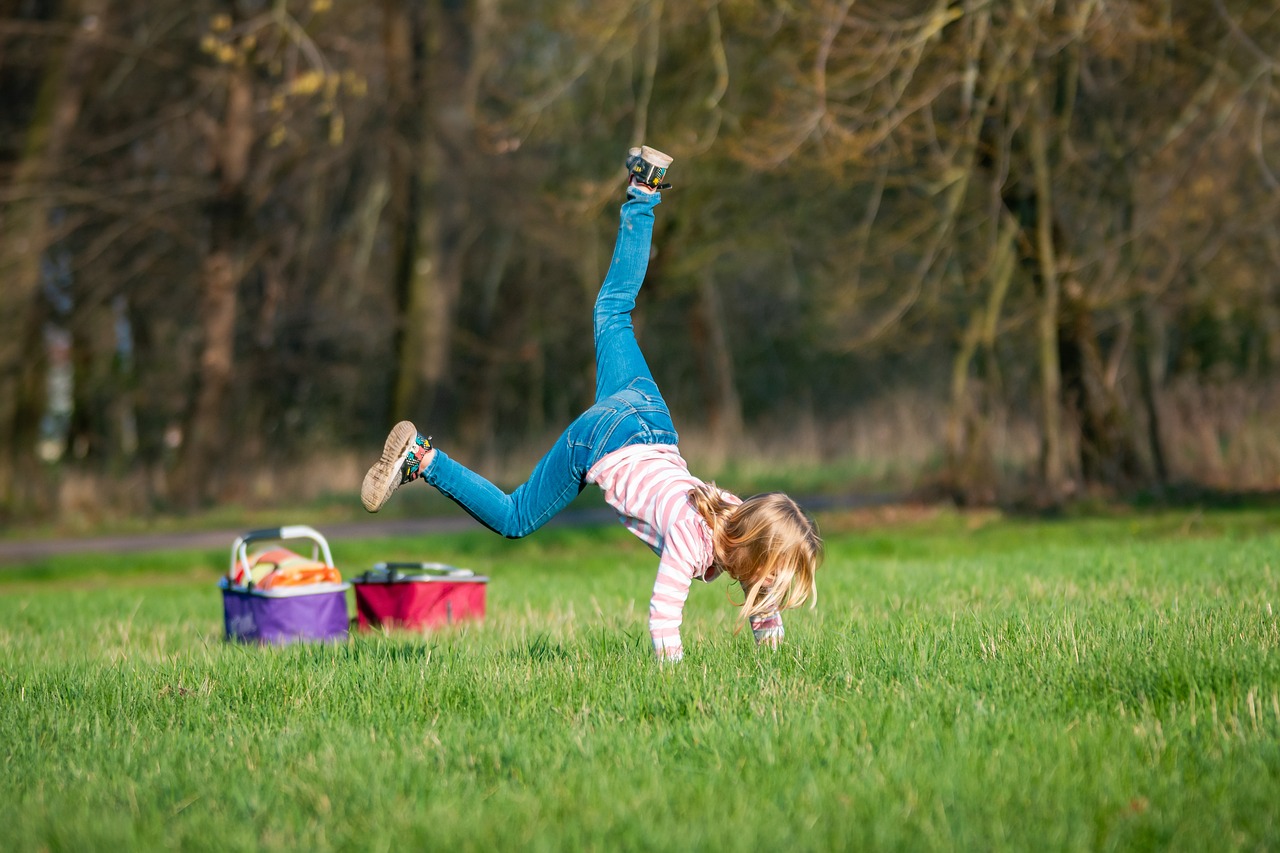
[2,506,1278,851]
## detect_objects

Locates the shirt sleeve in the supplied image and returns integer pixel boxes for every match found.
[648,519,707,662]
[749,610,785,647]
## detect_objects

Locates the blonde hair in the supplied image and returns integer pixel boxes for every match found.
[688,483,822,622]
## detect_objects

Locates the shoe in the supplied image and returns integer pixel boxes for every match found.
[626,145,673,191]
[361,421,432,513]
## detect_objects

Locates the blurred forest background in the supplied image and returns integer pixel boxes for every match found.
[1,0,1279,523]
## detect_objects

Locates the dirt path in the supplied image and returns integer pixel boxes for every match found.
[0,493,896,566]
[0,511,599,566]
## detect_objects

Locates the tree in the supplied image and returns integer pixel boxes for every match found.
[0,0,108,513]
[174,0,372,503]
[384,0,491,431]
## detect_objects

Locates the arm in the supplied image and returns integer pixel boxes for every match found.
[648,521,704,662]
[749,610,785,649]
[649,549,693,662]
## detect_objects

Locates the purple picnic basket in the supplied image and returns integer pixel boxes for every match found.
[218,525,351,645]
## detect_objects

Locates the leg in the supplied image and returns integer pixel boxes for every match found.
[363,150,677,519]
[433,178,675,532]
[362,415,595,533]
[593,189,663,403]
[423,439,583,539]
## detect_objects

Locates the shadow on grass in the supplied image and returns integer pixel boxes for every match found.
[984,480,1280,520]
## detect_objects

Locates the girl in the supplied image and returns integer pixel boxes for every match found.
[361,146,822,661]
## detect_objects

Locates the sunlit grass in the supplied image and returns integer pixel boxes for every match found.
[2,509,1278,850]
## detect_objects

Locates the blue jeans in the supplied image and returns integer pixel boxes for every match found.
[423,190,678,538]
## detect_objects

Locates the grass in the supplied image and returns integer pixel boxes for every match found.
[1,506,1278,851]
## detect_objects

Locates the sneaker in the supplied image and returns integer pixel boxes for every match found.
[626,145,673,191]
[361,421,432,512]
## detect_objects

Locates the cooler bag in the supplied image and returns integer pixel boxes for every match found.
[353,562,488,631]
[219,525,351,644]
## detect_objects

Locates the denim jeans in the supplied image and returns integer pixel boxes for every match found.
[423,189,678,538]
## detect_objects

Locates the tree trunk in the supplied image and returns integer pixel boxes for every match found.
[177,67,253,505]
[1125,180,1169,489]
[0,0,106,513]
[390,0,475,426]
[1027,80,1066,500]
[944,211,1017,504]
[689,265,742,462]
[1134,296,1168,486]
[458,226,515,453]
[1057,280,1146,489]
[382,0,420,427]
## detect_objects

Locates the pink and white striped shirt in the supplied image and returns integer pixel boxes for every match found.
[586,443,784,661]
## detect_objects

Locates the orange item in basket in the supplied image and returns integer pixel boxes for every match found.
[234,547,343,589]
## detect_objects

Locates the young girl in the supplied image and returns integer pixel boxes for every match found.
[361,146,822,661]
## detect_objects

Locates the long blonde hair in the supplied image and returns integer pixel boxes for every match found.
[688,483,822,621]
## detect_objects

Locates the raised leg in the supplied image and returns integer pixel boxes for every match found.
[593,189,662,403]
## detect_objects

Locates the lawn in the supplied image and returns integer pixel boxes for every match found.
[1,506,1277,851]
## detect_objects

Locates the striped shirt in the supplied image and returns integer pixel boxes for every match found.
[586,443,784,661]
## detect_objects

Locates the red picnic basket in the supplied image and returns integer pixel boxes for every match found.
[352,562,488,631]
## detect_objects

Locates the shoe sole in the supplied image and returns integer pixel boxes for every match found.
[640,145,673,169]
[361,420,418,513]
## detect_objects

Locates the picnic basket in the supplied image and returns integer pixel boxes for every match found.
[352,562,488,631]
[218,525,350,644]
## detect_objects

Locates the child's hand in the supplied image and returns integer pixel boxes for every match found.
[749,611,784,649]
[656,645,684,664]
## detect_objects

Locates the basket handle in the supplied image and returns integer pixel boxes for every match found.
[372,561,474,579]
[229,525,335,585]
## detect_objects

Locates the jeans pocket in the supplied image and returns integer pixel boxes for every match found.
[596,410,651,458]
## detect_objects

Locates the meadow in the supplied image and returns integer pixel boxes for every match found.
[1,504,1278,851]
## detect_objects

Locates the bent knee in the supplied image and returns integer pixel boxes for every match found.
[500,519,541,539]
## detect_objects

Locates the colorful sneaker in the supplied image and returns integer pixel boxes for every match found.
[626,145,673,192]
[361,421,432,513]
